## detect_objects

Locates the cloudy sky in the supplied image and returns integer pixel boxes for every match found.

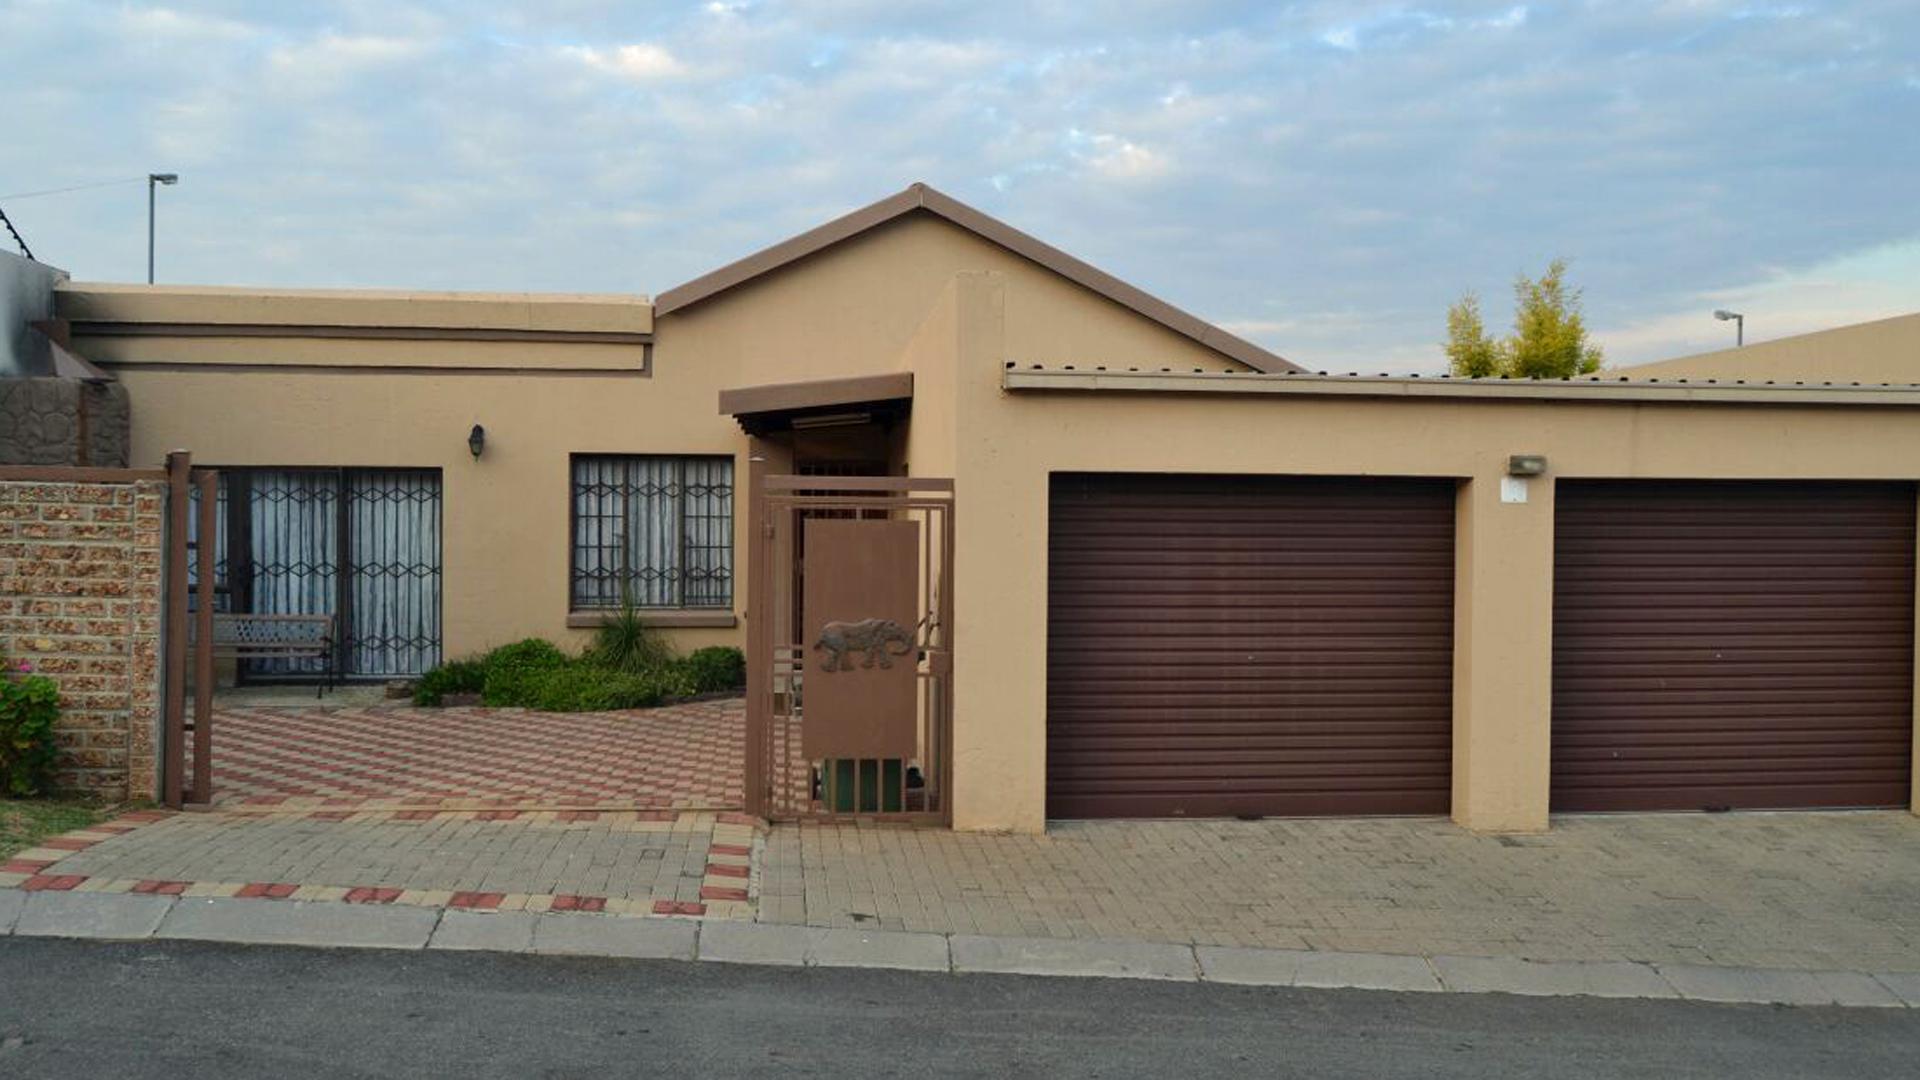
[3,1,1916,371]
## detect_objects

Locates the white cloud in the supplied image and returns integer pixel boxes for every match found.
[1071,131,1172,181]
[563,42,690,81]
[2,0,1915,375]
[1600,236,1920,365]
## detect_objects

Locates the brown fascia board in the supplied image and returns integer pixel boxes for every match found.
[654,183,1300,374]
[718,371,913,416]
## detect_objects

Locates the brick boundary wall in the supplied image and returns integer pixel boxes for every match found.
[0,477,165,800]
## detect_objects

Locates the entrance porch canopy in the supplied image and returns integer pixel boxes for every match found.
[719,372,912,436]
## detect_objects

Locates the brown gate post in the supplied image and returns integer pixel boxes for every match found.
[162,450,191,809]
[744,453,770,818]
[191,469,217,805]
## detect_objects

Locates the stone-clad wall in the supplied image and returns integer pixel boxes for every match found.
[0,378,132,467]
[0,477,165,799]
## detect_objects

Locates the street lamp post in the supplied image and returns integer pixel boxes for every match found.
[147,173,178,283]
[1714,309,1745,348]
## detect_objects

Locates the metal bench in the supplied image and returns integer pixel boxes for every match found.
[197,613,337,698]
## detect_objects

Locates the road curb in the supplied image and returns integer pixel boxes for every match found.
[4,895,1914,1007]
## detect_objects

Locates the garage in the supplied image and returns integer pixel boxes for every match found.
[1046,473,1456,818]
[1552,480,1915,812]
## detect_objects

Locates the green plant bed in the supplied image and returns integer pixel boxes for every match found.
[2,657,61,796]
[0,799,104,860]
[681,646,746,694]
[413,632,741,712]
[412,658,486,706]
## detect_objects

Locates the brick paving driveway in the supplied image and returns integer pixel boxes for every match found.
[758,811,1920,973]
[214,697,744,810]
[5,809,761,920]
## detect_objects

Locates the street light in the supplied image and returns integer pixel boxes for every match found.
[1713,308,1744,348]
[147,172,178,283]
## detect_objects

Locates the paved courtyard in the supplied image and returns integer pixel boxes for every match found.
[213,697,744,810]
[756,811,1920,973]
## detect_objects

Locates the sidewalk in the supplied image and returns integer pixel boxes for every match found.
[6,805,1918,1007]
[757,811,1920,974]
[4,887,1918,1008]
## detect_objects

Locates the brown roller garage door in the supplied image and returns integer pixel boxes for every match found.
[1552,480,1915,812]
[1047,474,1455,819]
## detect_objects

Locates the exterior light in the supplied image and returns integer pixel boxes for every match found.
[147,172,178,284]
[467,424,486,460]
[1507,454,1548,477]
[1713,309,1745,347]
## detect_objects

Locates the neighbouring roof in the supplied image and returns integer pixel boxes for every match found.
[654,183,1298,374]
[1617,311,1920,384]
[1001,362,1920,406]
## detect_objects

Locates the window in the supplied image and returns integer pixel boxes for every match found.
[571,456,734,610]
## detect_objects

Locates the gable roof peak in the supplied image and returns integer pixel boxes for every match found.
[654,184,1296,373]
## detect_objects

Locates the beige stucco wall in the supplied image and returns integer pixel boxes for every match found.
[62,212,1256,665]
[1620,311,1920,384]
[934,273,1920,834]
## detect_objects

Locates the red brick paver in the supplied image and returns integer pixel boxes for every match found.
[213,698,744,810]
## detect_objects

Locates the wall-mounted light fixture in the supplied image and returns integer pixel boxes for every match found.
[467,424,486,460]
[1507,454,1548,477]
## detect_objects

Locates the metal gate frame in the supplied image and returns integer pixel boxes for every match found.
[162,450,217,808]
[745,466,954,823]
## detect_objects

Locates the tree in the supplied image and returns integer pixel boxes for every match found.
[1445,259,1603,379]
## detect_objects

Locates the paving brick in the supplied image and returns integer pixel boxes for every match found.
[531,912,697,960]
[0,888,25,932]
[759,812,1920,977]
[1432,955,1675,999]
[698,920,809,967]
[430,909,538,952]
[1872,972,1920,1007]
[156,897,438,949]
[950,934,1196,981]
[806,927,949,972]
[13,891,173,940]
[212,698,743,810]
[1657,964,1905,1007]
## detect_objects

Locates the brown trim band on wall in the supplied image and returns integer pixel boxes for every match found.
[88,360,650,378]
[70,321,653,345]
[0,465,170,482]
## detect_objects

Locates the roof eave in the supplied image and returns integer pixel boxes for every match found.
[1001,366,1920,407]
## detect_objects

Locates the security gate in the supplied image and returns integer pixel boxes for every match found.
[746,470,954,822]
[193,467,443,679]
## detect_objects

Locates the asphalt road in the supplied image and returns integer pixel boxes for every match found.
[1,938,1914,1078]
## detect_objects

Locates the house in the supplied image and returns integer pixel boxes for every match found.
[50,184,1920,834]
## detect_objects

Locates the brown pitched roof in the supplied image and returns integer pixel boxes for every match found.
[653,183,1297,373]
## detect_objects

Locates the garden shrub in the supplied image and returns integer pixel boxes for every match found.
[439,634,717,711]
[681,646,746,694]
[0,659,61,797]
[484,638,569,673]
[526,666,675,712]
[480,638,571,707]
[412,657,486,706]
[587,594,676,674]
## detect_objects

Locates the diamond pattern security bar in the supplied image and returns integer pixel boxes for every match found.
[571,455,734,610]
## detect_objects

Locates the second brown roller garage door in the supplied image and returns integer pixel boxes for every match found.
[1552,480,1915,812]
[1047,474,1455,819]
